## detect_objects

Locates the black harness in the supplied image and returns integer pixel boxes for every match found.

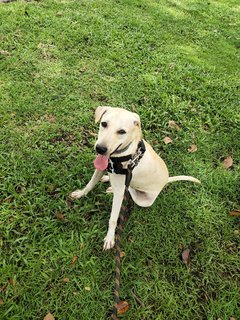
[107,140,146,187]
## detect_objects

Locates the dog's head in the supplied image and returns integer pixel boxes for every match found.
[93,106,142,170]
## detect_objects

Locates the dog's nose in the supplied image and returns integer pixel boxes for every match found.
[95,144,108,155]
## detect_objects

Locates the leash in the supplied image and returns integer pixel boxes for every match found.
[111,141,146,319]
[112,186,132,319]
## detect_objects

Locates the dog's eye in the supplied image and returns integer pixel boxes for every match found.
[117,129,126,135]
[101,122,107,128]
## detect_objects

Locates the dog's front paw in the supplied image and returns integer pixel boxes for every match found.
[69,189,85,199]
[103,235,115,250]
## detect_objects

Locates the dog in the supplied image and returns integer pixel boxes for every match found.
[70,106,200,250]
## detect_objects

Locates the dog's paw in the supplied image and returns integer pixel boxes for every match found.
[103,235,115,250]
[106,186,113,193]
[69,189,85,199]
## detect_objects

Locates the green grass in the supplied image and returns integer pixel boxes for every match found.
[0,0,240,319]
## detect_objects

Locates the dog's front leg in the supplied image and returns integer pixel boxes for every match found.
[103,175,125,250]
[70,169,105,199]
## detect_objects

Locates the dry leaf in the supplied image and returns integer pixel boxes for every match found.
[188,144,198,153]
[71,255,78,268]
[84,286,91,291]
[0,49,10,55]
[223,156,233,169]
[163,136,173,144]
[168,120,180,131]
[43,313,55,320]
[117,300,130,315]
[182,248,191,266]
[0,284,7,293]
[229,209,240,217]
[0,299,3,305]
[63,278,70,283]
[54,212,65,220]
[234,230,239,235]
[9,278,14,286]
[120,251,126,258]
[229,317,236,320]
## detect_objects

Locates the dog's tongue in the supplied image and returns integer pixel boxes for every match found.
[94,154,109,171]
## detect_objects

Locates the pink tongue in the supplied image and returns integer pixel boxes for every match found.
[94,154,109,171]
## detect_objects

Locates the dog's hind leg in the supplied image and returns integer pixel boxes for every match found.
[128,187,159,207]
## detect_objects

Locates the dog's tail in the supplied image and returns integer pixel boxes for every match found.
[168,176,201,184]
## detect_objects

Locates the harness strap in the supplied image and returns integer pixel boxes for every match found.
[107,140,146,185]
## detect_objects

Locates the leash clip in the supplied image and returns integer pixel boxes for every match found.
[129,148,142,168]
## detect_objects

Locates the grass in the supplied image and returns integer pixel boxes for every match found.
[0,0,240,319]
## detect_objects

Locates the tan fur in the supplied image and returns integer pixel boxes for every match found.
[70,106,200,250]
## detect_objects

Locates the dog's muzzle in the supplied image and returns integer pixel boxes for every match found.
[95,144,108,155]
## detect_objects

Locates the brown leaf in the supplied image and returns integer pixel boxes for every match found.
[182,248,191,266]
[188,144,198,153]
[43,313,55,320]
[0,284,7,293]
[120,251,126,258]
[229,209,240,217]
[9,278,14,286]
[63,277,70,283]
[168,120,181,131]
[223,156,233,169]
[54,212,65,220]
[71,255,78,268]
[117,300,130,315]
[0,298,3,305]
[234,230,239,235]
[163,136,173,144]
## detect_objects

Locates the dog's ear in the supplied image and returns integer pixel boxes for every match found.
[95,106,111,123]
[132,112,141,127]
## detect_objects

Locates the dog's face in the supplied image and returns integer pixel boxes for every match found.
[94,106,142,156]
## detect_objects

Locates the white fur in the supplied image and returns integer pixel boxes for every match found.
[70,107,200,250]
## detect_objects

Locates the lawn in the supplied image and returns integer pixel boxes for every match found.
[0,0,240,319]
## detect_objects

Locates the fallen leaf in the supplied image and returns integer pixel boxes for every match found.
[117,300,130,315]
[54,212,65,220]
[163,136,173,144]
[0,49,11,55]
[223,156,233,169]
[120,251,126,258]
[43,313,55,320]
[168,120,181,131]
[63,278,70,283]
[0,299,3,305]
[9,278,14,286]
[182,248,191,266]
[71,255,78,268]
[0,285,7,293]
[229,317,236,320]
[56,12,63,16]
[188,144,198,153]
[234,230,239,235]
[84,286,91,291]
[229,209,240,217]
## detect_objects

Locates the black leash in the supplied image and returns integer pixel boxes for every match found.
[112,186,132,319]
[111,141,146,319]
